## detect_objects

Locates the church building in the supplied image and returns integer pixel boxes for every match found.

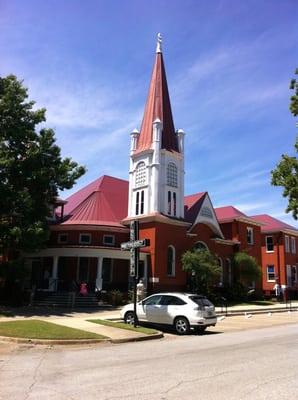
[26,35,298,301]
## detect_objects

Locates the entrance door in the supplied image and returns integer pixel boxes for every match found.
[77,257,89,284]
[102,258,113,290]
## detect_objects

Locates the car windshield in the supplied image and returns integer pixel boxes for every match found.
[189,296,213,308]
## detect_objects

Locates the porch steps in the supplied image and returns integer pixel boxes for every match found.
[33,292,110,309]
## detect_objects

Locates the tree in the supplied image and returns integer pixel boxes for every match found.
[0,75,86,262]
[181,249,221,295]
[271,68,298,220]
[233,252,261,286]
[289,68,298,116]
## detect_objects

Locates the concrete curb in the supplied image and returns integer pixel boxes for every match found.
[111,332,164,344]
[0,336,109,345]
[0,332,164,346]
[216,307,298,317]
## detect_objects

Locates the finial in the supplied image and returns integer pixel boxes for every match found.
[156,33,162,53]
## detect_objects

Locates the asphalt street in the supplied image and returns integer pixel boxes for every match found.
[1,319,298,400]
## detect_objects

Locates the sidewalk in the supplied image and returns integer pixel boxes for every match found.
[1,301,298,344]
[215,301,298,316]
[0,307,162,344]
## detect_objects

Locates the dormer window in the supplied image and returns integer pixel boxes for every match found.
[135,162,146,187]
[79,233,91,245]
[103,235,115,246]
[58,233,68,244]
[167,162,178,187]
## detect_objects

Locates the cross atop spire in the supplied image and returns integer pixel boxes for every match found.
[156,33,162,53]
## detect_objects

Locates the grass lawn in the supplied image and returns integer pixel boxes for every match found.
[0,320,107,340]
[87,319,158,335]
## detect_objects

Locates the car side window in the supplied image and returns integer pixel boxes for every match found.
[142,295,162,306]
[160,295,186,306]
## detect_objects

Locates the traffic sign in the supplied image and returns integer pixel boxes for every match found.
[121,239,150,251]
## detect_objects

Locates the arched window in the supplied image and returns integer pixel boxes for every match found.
[135,162,146,187]
[135,192,140,215]
[167,162,178,187]
[194,241,209,251]
[168,191,171,215]
[140,190,144,214]
[173,192,176,216]
[135,190,144,216]
[167,246,175,276]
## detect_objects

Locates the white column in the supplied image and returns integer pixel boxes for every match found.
[96,257,103,291]
[49,256,59,291]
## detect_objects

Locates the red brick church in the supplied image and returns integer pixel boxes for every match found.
[26,35,298,300]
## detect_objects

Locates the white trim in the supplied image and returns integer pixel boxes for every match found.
[266,265,275,282]
[25,247,148,261]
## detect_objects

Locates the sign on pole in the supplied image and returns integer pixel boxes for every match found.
[120,220,150,327]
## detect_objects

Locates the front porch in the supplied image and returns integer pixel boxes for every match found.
[26,247,149,296]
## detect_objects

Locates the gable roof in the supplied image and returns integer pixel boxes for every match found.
[135,47,179,153]
[184,192,224,238]
[62,175,129,227]
[184,192,207,223]
[250,214,298,234]
[215,206,247,222]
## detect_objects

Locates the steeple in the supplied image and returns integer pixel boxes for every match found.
[127,34,185,221]
[135,34,179,153]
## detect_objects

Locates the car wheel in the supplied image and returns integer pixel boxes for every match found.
[174,316,190,335]
[196,326,207,334]
[124,311,137,325]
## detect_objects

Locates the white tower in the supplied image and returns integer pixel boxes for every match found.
[127,34,185,220]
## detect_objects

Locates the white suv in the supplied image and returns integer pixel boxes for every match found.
[120,292,217,335]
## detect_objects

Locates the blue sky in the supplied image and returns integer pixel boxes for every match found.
[1,0,297,226]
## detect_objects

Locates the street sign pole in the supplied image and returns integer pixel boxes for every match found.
[120,221,150,328]
[132,221,139,328]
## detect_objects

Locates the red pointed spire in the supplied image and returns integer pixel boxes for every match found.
[135,35,179,153]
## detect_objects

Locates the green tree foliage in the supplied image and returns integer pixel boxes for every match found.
[271,68,298,220]
[181,249,221,295]
[0,75,86,260]
[289,68,298,116]
[233,252,261,286]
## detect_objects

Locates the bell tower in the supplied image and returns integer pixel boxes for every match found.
[127,34,185,220]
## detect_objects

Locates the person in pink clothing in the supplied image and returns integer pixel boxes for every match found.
[79,282,88,296]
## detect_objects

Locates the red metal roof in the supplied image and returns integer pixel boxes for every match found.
[215,206,247,222]
[62,175,129,227]
[184,192,207,223]
[250,214,298,233]
[136,51,179,153]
